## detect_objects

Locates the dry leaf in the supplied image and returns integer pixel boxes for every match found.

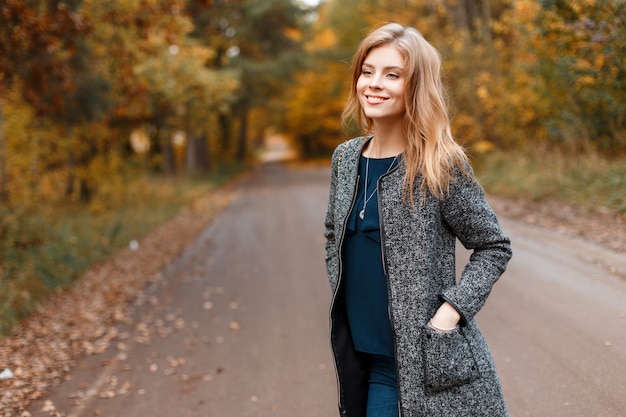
[0,188,234,415]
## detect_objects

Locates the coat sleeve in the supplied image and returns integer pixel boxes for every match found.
[439,166,512,325]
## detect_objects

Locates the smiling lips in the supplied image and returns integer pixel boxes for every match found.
[365,94,388,104]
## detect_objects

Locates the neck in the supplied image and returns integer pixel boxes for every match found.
[363,122,406,158]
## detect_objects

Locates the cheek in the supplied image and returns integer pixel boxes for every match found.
[356,76,367,92]
[394,85,407,102]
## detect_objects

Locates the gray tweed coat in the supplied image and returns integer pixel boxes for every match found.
[324,136,512,417]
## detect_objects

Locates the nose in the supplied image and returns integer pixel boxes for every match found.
[368,73,384,89]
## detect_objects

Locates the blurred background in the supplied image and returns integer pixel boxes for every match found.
[0,0,624,335]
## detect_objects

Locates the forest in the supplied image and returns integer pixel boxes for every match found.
[0,0,625,335]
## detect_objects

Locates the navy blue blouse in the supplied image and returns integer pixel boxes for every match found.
[343,155,398,357]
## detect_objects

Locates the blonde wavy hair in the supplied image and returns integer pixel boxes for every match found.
[342,23,468,202]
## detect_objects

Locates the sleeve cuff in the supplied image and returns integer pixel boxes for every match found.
[438,293,469,327]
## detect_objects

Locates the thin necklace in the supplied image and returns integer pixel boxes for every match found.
[359,156,397,220]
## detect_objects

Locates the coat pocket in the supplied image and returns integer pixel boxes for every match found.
[421,326,480,394]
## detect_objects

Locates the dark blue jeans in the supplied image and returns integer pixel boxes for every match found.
[366,354,399,417]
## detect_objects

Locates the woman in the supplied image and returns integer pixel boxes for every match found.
[324,23,512,417]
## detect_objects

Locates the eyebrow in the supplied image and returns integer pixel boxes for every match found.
[362,62,405,72]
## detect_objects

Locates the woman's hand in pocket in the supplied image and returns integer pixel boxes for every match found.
[427,301,461,333]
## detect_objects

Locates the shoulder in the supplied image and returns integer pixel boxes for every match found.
[449,161,476,189]
[442,162,491,214]
[332,136,365,153]
[331,140,348,161]
[331,136,368,164]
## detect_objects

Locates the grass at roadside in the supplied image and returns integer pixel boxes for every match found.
[473,148,626,215]
[0,167,244,337]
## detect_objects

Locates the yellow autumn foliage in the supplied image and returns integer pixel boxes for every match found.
[286,0,624,158]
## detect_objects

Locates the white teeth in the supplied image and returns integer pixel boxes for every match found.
[367,96,386,103]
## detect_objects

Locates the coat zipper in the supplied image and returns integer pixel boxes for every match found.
[376,164,404,416]
[329,171,360,414]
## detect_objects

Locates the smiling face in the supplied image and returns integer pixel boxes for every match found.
[356,43,407,126]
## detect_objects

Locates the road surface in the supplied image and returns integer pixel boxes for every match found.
[26,162,626,417]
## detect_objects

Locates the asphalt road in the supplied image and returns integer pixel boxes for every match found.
[27,162,626,417]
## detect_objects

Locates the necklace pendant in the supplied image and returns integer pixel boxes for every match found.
[359,209,365,219]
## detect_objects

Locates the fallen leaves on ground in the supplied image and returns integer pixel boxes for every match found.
[489,195,626,254]
[0,181,238,416]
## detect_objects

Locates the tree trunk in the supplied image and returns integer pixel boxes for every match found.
[162,135,175,175]
[30,132,39,199]
[197,132,211,172]
[236,104,248,162]
[78,129,95,203]
[219,113,231,154]
[481,0,493,46]
[454,0,470,34]
[0,104,8,204]
[65,126,76,198]
[186,132,198,175]
[152,113,175,175]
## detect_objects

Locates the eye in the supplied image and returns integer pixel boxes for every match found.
[361,69,373,76]
[387,73,400,79]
